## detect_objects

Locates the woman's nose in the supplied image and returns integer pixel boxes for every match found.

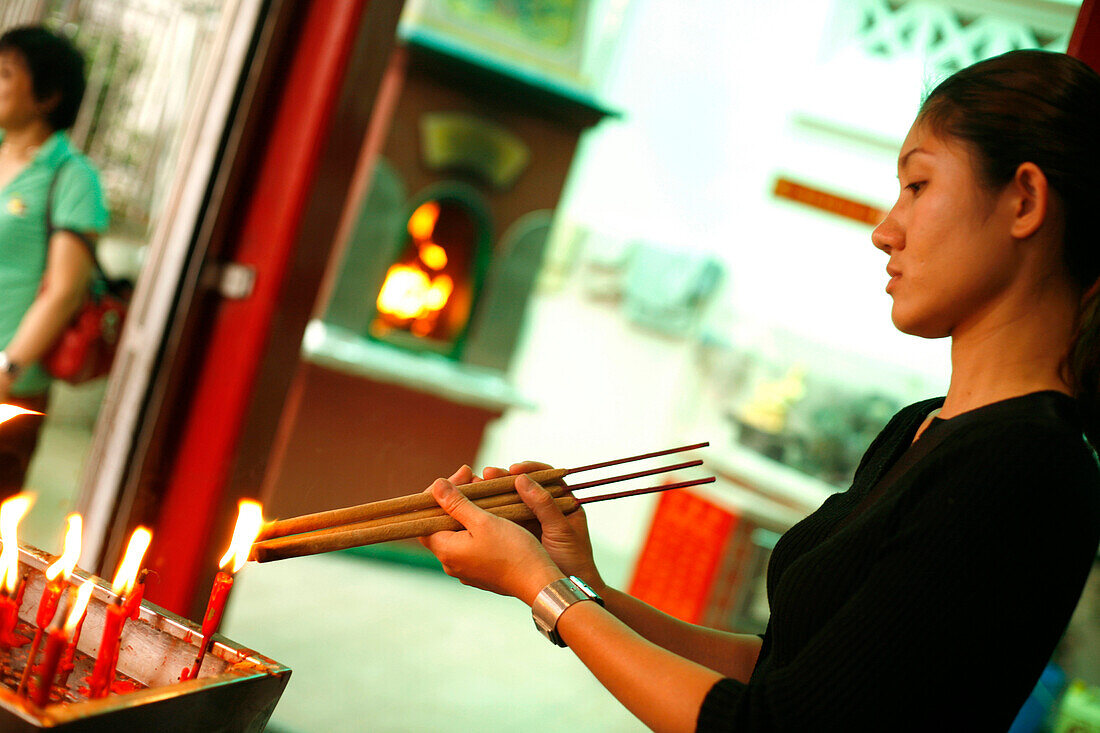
[871,209,903,253]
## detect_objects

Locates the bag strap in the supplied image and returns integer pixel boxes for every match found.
[46,158,108,282]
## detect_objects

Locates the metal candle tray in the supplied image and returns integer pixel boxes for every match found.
[0,544,291,732]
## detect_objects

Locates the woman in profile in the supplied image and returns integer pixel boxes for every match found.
[0,26,109,500]
[420,49,1100,731]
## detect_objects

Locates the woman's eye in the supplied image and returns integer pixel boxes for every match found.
[906,181,926,195]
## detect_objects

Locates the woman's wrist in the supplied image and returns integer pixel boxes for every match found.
[523,566,568,607]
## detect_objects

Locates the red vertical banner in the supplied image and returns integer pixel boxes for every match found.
[1070,0,1100,73]
[145,0,370,615]
[628,490,740,624]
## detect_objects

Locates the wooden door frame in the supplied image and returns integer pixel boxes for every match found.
[134,0,405,617]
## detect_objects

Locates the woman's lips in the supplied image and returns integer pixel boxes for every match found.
[886,267,901,294]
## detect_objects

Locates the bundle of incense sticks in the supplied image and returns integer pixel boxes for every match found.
[251,442,714,563]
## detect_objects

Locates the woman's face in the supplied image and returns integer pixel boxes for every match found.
[872,120,1022,339]
[0,50,44,131]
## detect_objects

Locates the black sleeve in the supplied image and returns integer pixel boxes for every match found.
[696,423,1100,732]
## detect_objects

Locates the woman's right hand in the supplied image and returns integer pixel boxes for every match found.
[484,462,607,594]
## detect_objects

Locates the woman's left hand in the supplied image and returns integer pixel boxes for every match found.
[419,466,565,605]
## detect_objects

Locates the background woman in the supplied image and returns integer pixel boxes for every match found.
[0,25,108,500]
[419,49,1100,731]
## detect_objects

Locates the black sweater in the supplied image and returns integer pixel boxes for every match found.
[697,391,1100,732]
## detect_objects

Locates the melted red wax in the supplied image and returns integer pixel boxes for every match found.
[0,629,30,647]
[0,597,31,648]
[110,679,141,694]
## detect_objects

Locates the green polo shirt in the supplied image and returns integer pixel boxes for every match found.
[0,131,109,396]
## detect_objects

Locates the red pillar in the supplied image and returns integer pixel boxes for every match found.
[144,0,370,615]
[1070,0,1100,72]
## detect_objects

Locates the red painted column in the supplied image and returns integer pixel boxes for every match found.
[145,0,370,615]
[1070,0,1100,73]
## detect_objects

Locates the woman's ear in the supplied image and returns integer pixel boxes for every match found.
[1009,161,1049,239]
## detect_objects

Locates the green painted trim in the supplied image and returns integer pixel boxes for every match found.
[400,26,619,125]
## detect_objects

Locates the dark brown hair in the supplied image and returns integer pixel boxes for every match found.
[0,25,86,131]
[919,50,1100,444]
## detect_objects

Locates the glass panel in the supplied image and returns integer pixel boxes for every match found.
[0,1,231,550]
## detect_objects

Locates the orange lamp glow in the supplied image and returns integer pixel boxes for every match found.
[418,241,448,270]
[111,528,152,598]
[407,201,440,240]
[45,514,81,582]
[219,500,264,573]
[424,274,453,310]
[377,266,455,323]
[0,493,34,594]
[377,265,432,319]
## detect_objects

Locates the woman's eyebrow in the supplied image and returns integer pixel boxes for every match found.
[898,147,932,170]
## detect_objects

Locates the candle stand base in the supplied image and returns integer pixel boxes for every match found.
[0,545,291,732]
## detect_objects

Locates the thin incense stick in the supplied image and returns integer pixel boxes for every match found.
[564,459,702,492]
[577,476,716,504]
[251,476,715,563]
[258,443,709,541]
[567,442,709,474]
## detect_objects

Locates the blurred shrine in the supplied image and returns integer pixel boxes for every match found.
[258,2,618,524]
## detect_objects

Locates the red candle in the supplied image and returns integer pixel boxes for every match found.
[35,514,81,631]
[0,582,30,649]
[0,595,17,650]
[0,493,34,648]
[33,623,67,707]
[35,578,65,630]
[86,528,151,698]
[181,500,263,681]
[56,580,94,689]
[16,575,67,692]
[181,571,233,680]
[18,513,83,695]
[56,614,86,689]
[121,570,148,620]
[87,601,126,698]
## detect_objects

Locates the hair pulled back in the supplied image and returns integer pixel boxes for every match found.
[919,50,1100,445]
[0,25,86,131]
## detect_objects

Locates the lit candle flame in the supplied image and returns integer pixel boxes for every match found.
[0,493,35,594]
[64,579,94,635]
[0,404,42,426]
[111,527,152,598]
[45,514,82,581]
[219,500,264,574]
